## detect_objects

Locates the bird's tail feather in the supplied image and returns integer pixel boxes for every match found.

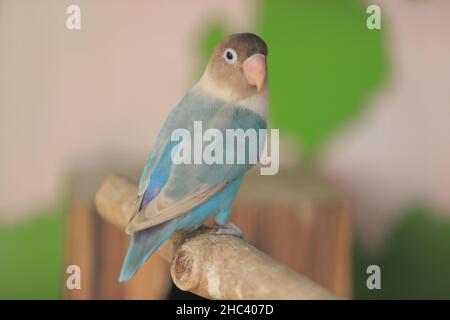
[119,220,177,282]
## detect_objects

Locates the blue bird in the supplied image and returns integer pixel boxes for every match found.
[119,33,269,282]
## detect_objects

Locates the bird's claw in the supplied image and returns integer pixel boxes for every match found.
[210,221,243,239]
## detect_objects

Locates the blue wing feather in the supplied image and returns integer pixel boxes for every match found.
[140,141,177,210]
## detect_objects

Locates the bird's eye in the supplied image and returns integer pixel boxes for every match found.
[223,48,238,64]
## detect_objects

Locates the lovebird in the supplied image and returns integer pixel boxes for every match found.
[119,33,269,282]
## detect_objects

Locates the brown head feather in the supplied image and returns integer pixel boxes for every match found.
[204,33,268,101]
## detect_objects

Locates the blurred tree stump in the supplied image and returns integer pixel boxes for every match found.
[64,166,351,299]
[64,165,172,300]
[234,169,351,298]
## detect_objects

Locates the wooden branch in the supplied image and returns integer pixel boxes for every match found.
[95,175,339,300]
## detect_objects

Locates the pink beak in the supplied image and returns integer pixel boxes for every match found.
[242,53,266,91]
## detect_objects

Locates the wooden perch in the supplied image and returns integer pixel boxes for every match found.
[95,175,339,300]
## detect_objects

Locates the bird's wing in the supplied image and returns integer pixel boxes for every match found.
[127,94,265,233]
[125,93,196,225]
[136,100,191,198]
[127,180,227,233]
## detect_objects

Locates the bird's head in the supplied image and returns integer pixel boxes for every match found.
[199,33,268,102]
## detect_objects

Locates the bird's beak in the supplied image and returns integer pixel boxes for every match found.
[243,53,266,91]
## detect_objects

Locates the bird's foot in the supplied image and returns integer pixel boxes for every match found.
[210,221,243,239]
